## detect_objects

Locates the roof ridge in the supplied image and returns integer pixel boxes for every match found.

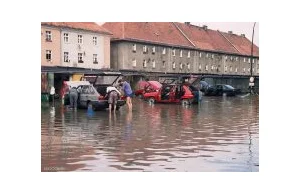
[172,22,196,48]
[218,30,241,54]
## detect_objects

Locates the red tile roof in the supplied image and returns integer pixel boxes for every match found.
[174,22,240,54]
[220,32,259,57]
[41,22,112,35]
[103,22,259,57]
[102,22,195,48]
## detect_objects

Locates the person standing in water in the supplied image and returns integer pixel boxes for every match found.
[118,79,133,110]
[105,86,121,113]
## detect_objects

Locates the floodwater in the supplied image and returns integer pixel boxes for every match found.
[41,95,259,172]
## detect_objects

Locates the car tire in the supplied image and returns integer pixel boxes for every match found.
[137,94,143,99]
[181,99,190,106]
[148,97,155,104]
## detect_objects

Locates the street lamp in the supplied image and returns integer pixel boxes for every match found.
[249,22,256,94]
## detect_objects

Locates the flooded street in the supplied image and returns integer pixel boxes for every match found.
[41,96,259,172]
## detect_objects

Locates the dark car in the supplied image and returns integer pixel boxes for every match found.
[205,84,241,96]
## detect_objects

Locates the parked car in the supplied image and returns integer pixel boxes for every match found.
[143,83,194,105]
[205,84,241,96]
[63,80,126,111]
[135,80,162,98]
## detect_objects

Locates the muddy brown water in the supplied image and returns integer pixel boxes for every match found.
[41,95,259,172]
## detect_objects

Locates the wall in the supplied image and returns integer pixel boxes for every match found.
[110,41,259,76]
[41,26,61,66]
[60,29,110,69]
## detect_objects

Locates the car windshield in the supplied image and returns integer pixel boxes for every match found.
[224,85,234,89]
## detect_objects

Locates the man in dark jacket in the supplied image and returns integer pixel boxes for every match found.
[69,87,78,109]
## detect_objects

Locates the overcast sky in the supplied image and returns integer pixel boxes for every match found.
[191,22,259,46]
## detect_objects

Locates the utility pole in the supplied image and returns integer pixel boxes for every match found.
[249,22,256,94]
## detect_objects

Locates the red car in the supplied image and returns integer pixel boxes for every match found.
[143,84,194,105]
[135,80,162,98]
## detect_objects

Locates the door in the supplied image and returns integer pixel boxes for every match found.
[79,85,90,107]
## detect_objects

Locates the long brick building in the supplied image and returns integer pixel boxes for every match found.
[102,22,259,76]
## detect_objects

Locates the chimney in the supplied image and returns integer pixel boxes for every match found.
[228,31,233,34]
[241,34,245,37]
[185,22,190,25]
[203,25,208,30]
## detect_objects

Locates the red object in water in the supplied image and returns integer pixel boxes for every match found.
[135,81,162,97]
[143,84,194,104]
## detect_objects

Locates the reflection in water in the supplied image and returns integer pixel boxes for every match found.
[41,96,259,172]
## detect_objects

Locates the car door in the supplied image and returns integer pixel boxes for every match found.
[79,85,90,107]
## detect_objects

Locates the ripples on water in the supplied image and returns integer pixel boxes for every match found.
[41,96,259,172]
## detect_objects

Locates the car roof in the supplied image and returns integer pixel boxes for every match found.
[65,81,91,87]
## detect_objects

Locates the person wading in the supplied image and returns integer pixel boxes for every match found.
[105,86,121,113]
[118,79,133,110]
[69,87,78,109]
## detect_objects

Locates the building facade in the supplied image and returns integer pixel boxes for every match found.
[41,22,113,99]
[103,22,259,77]
[41,25,61,66]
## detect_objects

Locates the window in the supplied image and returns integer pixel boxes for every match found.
[206,53,209,58]
[64,33,69,43]
[93,37,97,45]
[162,48,166,55]
[152,46,156,54]
[211,54,214,59]
[248,58,251,63]
[187,63,190,69]
[180,50,183,57]
[180,63,183,69]
[187,51,191,58]
[244,57,246,62]
[235,67,238,72]
[225,55,228,60]
[230,56,233,61]
[236,57,238,61]
[199,64,202,71]
[162,61,166,68]
[172,49,176,56]
[205,65,208,71]
[64,52,69,62]
[199,52,202,58]
[143,46,147,53]
[248,67,250,72]
[78,53,83,63]
[230,66,233,72]
[152,60,156,68]
[172,62,176,69]
[211,65,214,70]
[46,31,52,41]
[252,58,255,63]
[225,66,227,72]
[132,44,136,52]
[243,67,246,72]
[132,59,136,67]
[143,59,147,68]
[93,54,98,64]
[78,35,83,44]
[46,50,51,61]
